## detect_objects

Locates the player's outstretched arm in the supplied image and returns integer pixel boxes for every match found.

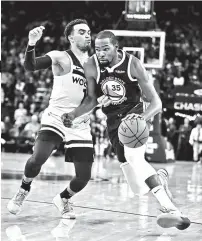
[62,59,98,127]
[24,26,52,71]
[131,56,162,121]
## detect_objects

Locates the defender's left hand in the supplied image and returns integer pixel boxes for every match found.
[61,112,75,128]
[97,95,112,107]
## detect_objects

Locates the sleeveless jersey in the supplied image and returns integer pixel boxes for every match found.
[94,50,142,119]
[48,50,87,114]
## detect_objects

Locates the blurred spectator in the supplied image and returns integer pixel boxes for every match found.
[189,119,202,162]
[189,68,201,86]
[1,116,13,141]
[28,103,39,116]
[91,108,108,154]
[23,76,36,108]
[160,112,168,149]
[14,101,28,128]
[167,117,178,157]
[146,48,159,65]
[16,115,40,153]
[14,79,25,106]
[176,117,192,160]
[90,108,109,180]
[1,87,5,104]
[23,114,40,137]
[173,69,185,86]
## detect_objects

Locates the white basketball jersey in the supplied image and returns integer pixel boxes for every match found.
[48,50,87,115]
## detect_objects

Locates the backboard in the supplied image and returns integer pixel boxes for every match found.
[106,30,166,69]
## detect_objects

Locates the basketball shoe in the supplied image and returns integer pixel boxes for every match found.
[156,169,191,230]
[157,168,173,201]
[53,194,76,219]
[157,207,191,230]
[7,188,29,215]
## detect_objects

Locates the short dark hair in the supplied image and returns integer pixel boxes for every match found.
[96,30,118,45]
[64,19,89,41]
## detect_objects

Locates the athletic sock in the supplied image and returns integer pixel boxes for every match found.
[21,179,32,192]
[60,186,75,201]
[145,174,177,210]
[151,185,177,210]
[124,145,178,211]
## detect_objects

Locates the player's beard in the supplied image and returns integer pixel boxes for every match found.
[98,60,110,68]
[77,43,91,52]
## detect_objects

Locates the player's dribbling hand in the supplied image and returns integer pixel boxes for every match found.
[122,113,145,121]
[61,113,75,128]
[28,26,45,46]
[97,95,112,107]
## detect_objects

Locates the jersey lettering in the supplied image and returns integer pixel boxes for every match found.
[73,77,87,87]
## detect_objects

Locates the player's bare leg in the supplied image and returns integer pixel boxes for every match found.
[53,154,93,219]
[7,132,62,215]
[123,144,190,230]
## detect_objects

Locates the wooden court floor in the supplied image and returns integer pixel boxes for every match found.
[1,153,202,241]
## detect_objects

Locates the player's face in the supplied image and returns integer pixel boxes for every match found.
[71,24,91,52]
[95,38,117,67]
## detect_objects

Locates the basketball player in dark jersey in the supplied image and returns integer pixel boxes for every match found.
[7,19,94,219]
[62,31,190,229]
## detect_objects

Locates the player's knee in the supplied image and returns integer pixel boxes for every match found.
[28,152,46,166]
[69,176,90,193]
[77,172,91,183]
[80,178,89,186]
[124,144,146,162]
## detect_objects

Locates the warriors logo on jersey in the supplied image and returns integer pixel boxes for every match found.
[93,49,142,116]
[100,76,127,105]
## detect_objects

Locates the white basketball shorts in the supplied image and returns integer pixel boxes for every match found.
[40,107,93,149]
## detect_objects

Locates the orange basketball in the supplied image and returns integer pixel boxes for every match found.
[118,117,149,148]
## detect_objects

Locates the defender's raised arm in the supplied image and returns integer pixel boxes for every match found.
[24,26,52,71]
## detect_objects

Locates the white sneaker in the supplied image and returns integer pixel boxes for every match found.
[7,188,29,215]
[53,194,76,219]
[157,168,173,201]
[157,207,191,230]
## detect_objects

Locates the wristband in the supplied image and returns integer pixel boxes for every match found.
[26,45,35,52]
[28,40,37,46]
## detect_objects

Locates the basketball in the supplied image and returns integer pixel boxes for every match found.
[118,117,149,148]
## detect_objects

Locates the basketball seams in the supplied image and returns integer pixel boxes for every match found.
[136,125,147,140]
[123,117,147,143]
[124,119,136,135]
[122,135,148,148]
[134,139,143,148]
[118,132,136,138]
[120,123,142,145]
[135,118,139,136]
[118,117,149,148]
[134,136,148,148]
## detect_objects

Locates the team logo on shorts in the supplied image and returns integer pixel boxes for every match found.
[101,77,127,105]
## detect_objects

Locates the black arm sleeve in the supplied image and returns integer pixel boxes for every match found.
[24,45,52,71]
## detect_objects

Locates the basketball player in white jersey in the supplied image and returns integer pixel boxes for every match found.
[7,19,94,219]
[62,31,191,229]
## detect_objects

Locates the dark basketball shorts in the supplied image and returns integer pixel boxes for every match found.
[65,147,94,163]
[36,129,94,163]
